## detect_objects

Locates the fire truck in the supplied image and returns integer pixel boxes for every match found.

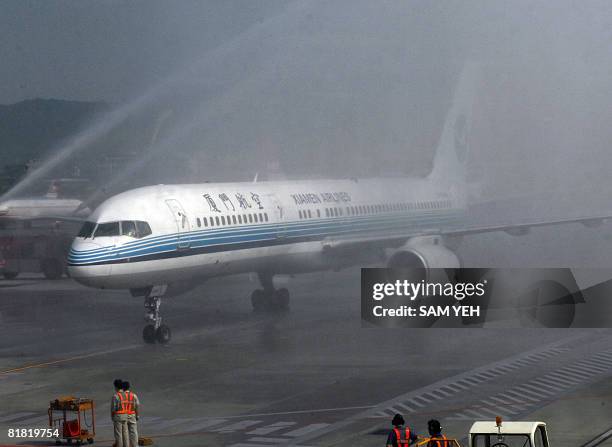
[0,218,78,280]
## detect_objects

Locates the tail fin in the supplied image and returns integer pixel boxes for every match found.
[428,63,481,191]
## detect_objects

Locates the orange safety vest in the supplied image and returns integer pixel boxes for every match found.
[429,434,448,447]
[393,428,411,447]
[114,391,136,415]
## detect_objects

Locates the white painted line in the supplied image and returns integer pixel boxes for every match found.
[519,383,555,396]
[565,365,599,377]
[247,421,296,435]
[405,398,425,408]
[463,408,491,419]
[13,415,46,425]
[501,390,538,403]
[558,369,591,380]
[148,417,191,431]
[530,379,565,392]
[581,428,612,447]
[395,404,417,413]
[585,358,612,368]
[181,418,228,433]
[212,420,262,432]
[0,412,37,423]
[545,372,581,385]
[284,423,331,437]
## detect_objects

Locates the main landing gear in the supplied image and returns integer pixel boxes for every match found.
[251,272,290,312]
[142,286,171,344]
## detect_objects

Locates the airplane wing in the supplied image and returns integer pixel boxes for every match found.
[321,213,612,253]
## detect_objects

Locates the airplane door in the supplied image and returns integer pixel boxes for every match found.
[266,193,286,239]
[165,199,190,249]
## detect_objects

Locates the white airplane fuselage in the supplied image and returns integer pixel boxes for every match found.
[67,176,464,290]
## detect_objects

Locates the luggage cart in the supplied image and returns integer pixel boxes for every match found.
[48,396,95,445]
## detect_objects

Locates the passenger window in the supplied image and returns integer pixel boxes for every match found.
[299,210,303,219]
[121,221,137,238]
[248,214,253,223]
[215,216,220,226]
[210,217,214,227]
[232,215,237,225]
[238,215,243,224]
[317,209,320,218]
[196,218,201,228]
[94,222,120,238]
[264,213,269,222]
[203,217,208,227]
[221,216,226,225]
[254,214,258,223]
[259,213,264,222]
[307,210,311,218]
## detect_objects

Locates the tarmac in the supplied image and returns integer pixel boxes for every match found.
[1,224,612,447]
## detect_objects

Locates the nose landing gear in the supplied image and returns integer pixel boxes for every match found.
[142,286,171,344]
[251,272,290,312]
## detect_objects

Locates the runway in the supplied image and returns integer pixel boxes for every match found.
[1,225,612,446]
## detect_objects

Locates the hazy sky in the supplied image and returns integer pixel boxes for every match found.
[0,0,288,103]
[3,0,612,199]
[3,0,610,105]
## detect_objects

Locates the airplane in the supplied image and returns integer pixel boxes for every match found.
[67,65,612,344]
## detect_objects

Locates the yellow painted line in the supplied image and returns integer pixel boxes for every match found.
[0,345,140,375]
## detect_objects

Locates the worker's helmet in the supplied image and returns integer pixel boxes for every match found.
[428,419,442,436]
[392,414,405,427]
[113,379,123,390]
[123,381,131,390]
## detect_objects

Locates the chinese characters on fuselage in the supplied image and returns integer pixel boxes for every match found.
[202,192,265,212]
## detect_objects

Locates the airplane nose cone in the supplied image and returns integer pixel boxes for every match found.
[67,241,111,288]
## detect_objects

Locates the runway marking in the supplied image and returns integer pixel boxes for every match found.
[580,427,612,447]
[247,422,296,435]
[228,444,312,447]
[284,423,331,437]
[212,420,262,432]
[0,345,142,375]
[450,349,612,421]
[283,333,605,445]
[0,412,37,423]
[180,418,228,433]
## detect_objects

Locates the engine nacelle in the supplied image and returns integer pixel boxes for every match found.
[386,237,460,282]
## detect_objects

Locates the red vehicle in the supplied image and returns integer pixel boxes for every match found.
[0,219,77,280]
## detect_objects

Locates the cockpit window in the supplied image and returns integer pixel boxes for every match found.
[135,221,152,238]
[78,221,96,239]
[121,221,137,238]
[120,221,152,238]
[94,222,120,238]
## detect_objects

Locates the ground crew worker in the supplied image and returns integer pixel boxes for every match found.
[427,419,447,447]
[122,381,140,447]
[111,379,128,447]
[387,413,419,447]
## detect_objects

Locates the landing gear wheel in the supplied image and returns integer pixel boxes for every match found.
[87,438,94,444]
[251,289,266,312]
[156,325,171,344]
[274,288,290,311]
[143,325,156,344]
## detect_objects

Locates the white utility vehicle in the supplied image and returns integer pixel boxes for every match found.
[469,418,549,447]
